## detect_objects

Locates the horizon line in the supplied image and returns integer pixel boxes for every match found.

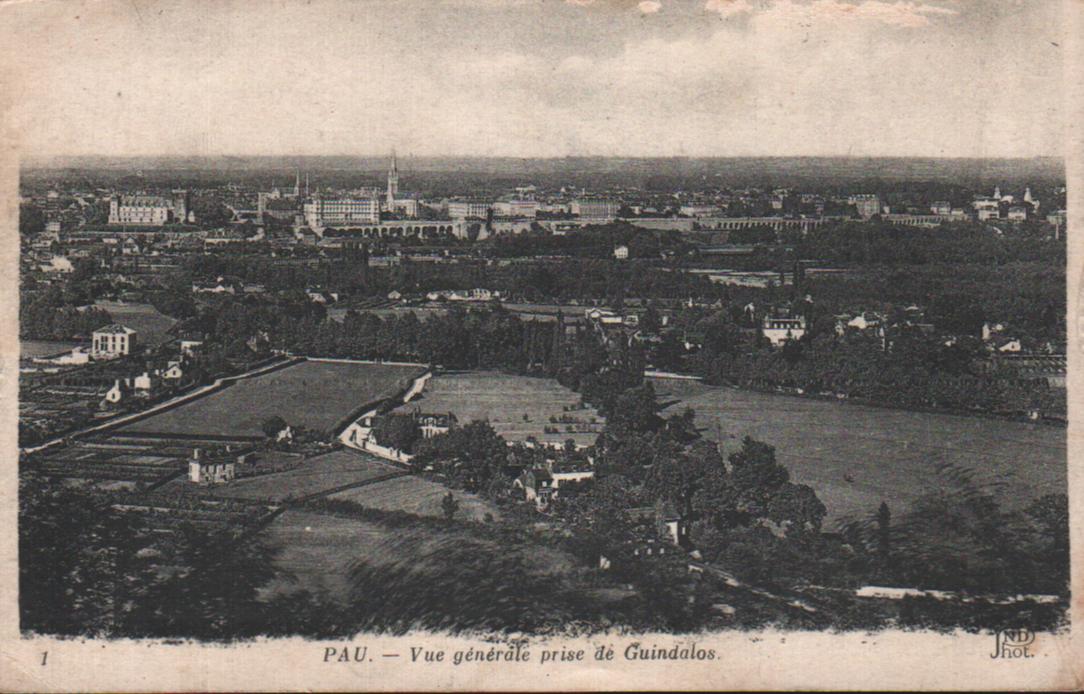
[21,153,1067,164]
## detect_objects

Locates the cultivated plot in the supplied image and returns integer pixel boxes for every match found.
[395,371,603,446]
[122,360,425,437]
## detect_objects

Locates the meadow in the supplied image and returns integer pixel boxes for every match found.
[93,301,178,346]
[394,371,603,446]
[330,474,497,521]
[261,492,580,614]
[20,340,80,359]
[650,378,1067,526]
[204,449,401,502]
[122,360,425,437]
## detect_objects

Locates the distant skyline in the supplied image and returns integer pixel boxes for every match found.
[2,0,1069,159]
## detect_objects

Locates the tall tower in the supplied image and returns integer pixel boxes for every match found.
[386,150,399,210]
[1024,186,1034,204]
[294,168,301,197]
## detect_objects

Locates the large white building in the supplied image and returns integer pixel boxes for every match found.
[569,198,620,220]
[492,199,539,218]
[679,204,722,217]
[447,199,491,219]
[849,194,882,219]
[304,195,381,228]
[92,324,138,357]
[108,191,190,225]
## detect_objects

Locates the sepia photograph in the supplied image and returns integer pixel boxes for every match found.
[1,0,1081,690]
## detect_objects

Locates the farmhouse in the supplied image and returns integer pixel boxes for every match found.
[188,446,255,485]
[515,465,595,510]
[132,370,161,395]
[101,379,130,407]
[515,468,555,508]
[417,412,456,439]
[92,324,138,357]
[162,361,184,380]
[762,314,806,347]
[598,504,689,569]
[173,332,203,356]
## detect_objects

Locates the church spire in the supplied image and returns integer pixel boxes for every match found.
[386,149,399,208]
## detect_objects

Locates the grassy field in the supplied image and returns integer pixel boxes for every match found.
[330,475,497,522]
[261,498,576,604]
[94,301,177,346]
[20,340,80,359]
[122,360,425,437]
[650,378,1067,526]
[202,449,400,502]
[394,371,603,446]
[262,509,394,597]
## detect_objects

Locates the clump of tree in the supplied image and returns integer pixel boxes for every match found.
[260,415,289,439]
[18,474,300,639]
[20,285,113,341]
[840,465,1069,597]
[411,420,509,492]
[371,413,421,454]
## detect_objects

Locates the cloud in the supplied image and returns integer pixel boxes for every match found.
[706,0,957,27]
[801,0,957,28]
[3,0,1058,159]
[704,0,753,17]
[637,1,662,13]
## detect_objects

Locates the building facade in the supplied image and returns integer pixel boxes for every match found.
[92,324,138,357]
[304,195,381,227]
[492,199,539,218]
[850,194,882,219]
[108,190,190,225]
[447,199,491,219]
[762,315,806,346]
[569,198,620,220]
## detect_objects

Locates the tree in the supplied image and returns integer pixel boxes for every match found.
[876,501,892,567]
[372,414,421,454]
[260,415,288,439]
[644,439,724,524]
[766,482,827,534]
[441,492,460,523]
[605,382,662,435]
[640,302,662,334]
[727,437,790,520]
[19,475,152,636]
[413,420,508,490]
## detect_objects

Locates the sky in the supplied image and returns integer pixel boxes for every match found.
[0,0,1069,159]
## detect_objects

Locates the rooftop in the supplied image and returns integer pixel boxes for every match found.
[94,323,137,335]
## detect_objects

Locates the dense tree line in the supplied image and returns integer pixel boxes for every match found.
[486,222,693,259]
[19,475,287,638]
[685,326,1065,417]
[20,290,112,341]
[796,220,1064,266]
